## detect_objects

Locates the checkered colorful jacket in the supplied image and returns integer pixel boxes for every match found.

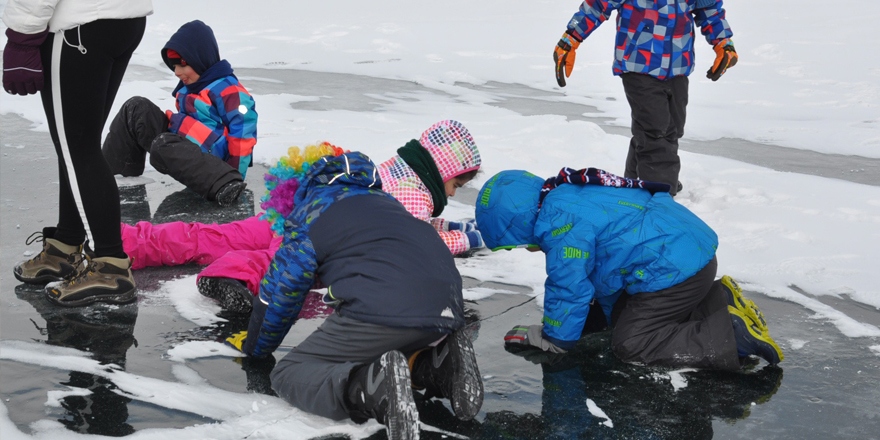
[566,0,733,80]
[169,76,258,177]
[377,120,481,255]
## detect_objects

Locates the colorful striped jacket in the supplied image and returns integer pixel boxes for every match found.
[566,0,733,80]
[169,76,257,177]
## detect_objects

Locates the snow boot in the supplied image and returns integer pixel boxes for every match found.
[721,275,768,332]
[346,350,419,440]
[197,276,253,313]
[14,228,83,285]
[47,255,137,307]
[215,180,246,206]
[729,307,783,365]
[410,329,483,421]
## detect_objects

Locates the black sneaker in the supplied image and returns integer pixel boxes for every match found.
[347,350,419,440]
[47,256,137,307]
[215,181,246,206]
[14,228,83,285]
[730,307,783,365]
[197,276,253,313]
[411,329,483,421]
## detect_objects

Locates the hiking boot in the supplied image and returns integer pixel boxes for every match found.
[721,275,768,332]
[347,350,419,440]
[197,276,253,313]
[411,329,484,421]
[47,256,137,307]
[14,228,83,285]
[215,180,246,206]
[730,307,783,365]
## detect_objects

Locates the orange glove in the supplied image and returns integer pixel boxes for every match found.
[553,31,582,87]
[707,39,738,81]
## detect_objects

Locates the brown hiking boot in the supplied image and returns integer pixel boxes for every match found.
[14,228,83,285]
[47,256,137,307]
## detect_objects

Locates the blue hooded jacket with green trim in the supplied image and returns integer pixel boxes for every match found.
[244,152,465,357]
[475,170,717,350]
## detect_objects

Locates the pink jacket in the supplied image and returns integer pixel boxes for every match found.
[377,120,481,254]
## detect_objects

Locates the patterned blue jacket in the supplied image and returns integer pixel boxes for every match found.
[244,152,465,357]
[566,0,733,79]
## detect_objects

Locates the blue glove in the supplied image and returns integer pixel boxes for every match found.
[466,230,484,249]
[504,324,566,353]
[448,218,478,232]
[463,219,478,232]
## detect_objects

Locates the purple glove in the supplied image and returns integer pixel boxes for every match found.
[3,28,49,96]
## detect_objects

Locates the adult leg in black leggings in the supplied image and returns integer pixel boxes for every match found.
[39,18,146,258]
[36,18,147,306]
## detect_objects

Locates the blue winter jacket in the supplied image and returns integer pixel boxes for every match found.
[244,152,465,357]
[475,170,717,350]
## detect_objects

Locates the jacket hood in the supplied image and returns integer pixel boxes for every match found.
[475,170,543,250]
[293,152,382,209]
[162,20,220,75]
[419,120,481,181]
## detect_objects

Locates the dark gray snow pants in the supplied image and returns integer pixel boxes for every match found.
[611,257,741,371]
[269,312,445,421]
[621,72,688,196]
[101,96,242,200]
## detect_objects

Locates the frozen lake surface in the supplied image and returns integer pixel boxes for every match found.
[2,67,880,439]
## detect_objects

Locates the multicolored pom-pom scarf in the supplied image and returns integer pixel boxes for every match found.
[538,167,671,208]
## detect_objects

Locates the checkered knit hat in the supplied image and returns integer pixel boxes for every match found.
[419,120,481,182]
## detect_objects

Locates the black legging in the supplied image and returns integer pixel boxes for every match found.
[38,18,146,257]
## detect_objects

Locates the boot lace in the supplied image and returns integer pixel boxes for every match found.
[64,253,97,287]
[23,231,46,263]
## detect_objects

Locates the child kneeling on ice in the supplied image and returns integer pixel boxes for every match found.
[475,168,783,369]
[224,152,483,440]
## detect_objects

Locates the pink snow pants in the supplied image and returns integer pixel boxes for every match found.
[121,216,279,295]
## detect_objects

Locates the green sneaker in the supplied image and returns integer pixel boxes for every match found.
[730,307,784,365]
[721,275,768,333]
[47,256,137,307]
[14,228,83,285]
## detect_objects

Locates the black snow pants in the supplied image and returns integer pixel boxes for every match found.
[39,18,146,257]
[101,96,243,201]
[621,72,688,196]
[610,257,741,371]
